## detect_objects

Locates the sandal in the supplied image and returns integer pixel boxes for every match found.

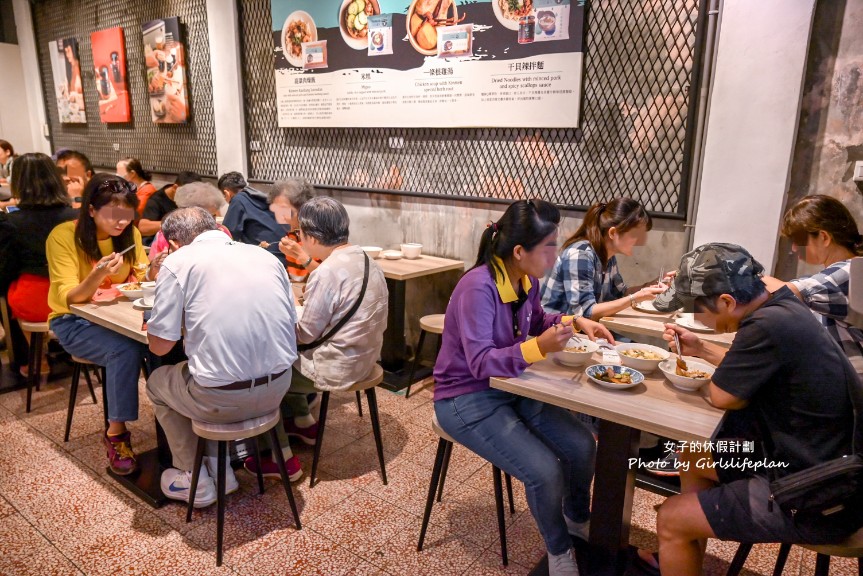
[628,547,660,576]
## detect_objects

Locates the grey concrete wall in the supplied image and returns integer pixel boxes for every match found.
[776,0,863,280]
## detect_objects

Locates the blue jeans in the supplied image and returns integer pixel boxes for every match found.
[435,388,596,555]
[51,314,146,423]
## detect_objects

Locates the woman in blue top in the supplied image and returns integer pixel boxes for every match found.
[434,199,614,576]
[542,198,669,318]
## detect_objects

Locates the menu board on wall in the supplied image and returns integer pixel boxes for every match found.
[90,27,132,123]
[271,0,586,128]
[49,38,86,124]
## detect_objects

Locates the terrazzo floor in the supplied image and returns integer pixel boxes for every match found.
[0,358,858,576]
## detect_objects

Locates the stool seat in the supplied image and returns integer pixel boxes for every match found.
[192,409,280,442]
[71,356,96,365]
[802,527,863,558]
[432,414,455,444]
[345,364,384,392]
[419,314,445,334]
[19,321,49,333]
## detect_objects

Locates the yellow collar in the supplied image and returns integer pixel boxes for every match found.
[492,257,532,303]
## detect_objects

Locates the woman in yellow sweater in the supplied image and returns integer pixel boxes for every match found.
[47,174,156,475]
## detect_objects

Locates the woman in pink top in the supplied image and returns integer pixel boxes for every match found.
[148,182,230,259]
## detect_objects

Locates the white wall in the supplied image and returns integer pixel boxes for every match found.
[11,0,49,155]
[692,0,817,271]
[0,43,35,152]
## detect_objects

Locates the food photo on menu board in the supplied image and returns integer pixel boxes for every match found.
[89,27,132,123]
[270,0,585,129]
[48,37,86,124]
[142,17,189,124]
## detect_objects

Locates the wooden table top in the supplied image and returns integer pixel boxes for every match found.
[491,353,724,441]
[70,299,149,344]
[599,308,736,348]
[374,254,464,281]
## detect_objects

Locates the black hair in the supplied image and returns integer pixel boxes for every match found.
[472,199,560,282]
[217,171,247,193]
[56,149,93,175]
[10,153,70,208]
[693,277,768,313]
[563,197,652,265]
[175,171,202,186]
[75,173,139,267]
[120,157,152,181]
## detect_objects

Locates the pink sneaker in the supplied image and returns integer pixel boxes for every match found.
[284,420,318,445]
[243,455,303,482]
[104,431,138,476]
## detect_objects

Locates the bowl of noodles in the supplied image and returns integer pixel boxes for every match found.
[553,337,599,367]
[658,356,715,391]
[615,343,669,373]
[116,282,143,299]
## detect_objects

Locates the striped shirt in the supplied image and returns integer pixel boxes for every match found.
[541,240,627,318]
[790,259,863,376]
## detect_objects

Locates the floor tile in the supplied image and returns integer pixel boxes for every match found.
[464,550,532,575]
[0,513,84,576]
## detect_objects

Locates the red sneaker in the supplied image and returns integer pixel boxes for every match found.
[243,455,303,482]
[284,420,318,445]
[104,431,138,476]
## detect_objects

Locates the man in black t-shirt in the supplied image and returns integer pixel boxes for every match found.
[642,243,860,576]
[138,171,202,242]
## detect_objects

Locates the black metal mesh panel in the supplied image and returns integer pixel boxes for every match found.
[239,0,704,215]
[33,0,217,176]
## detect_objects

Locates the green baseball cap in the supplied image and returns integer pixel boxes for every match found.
[653,243,765,312]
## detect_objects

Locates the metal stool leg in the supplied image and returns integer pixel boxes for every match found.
[269,428,301,529]
[492,465,509,566]
[436,441,453,502]
[64,362,82,442]
[82,365,98,404]
[405,329,428,399]
[772,543,791,576]
[25,332,43,413]
[355,391,363,418]
[186,437,206,522]
[504,473,515,514]
[309,392,330,487]
[251,438,265,495]
[418,438,448,551]
[726,542,752,576]
[216,441,227,566]
[814,554,830,576]
[365,387,387,485]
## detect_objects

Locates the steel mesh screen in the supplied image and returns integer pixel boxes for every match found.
[32,0,217,176]
[239,0,705,215]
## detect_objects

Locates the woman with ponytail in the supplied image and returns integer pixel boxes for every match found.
[765,194,863,374]
[542,197,669,319]
[433,199,614,576]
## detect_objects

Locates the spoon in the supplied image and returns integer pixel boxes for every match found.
[673,331,688,372]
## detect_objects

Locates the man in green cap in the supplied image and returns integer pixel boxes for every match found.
[637,243,860,575]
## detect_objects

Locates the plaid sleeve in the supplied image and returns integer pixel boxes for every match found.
[790,262,850,321]
[608,259,628,299]
[560,246,600,318]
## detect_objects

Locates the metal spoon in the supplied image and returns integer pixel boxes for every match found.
[673,331,688,372]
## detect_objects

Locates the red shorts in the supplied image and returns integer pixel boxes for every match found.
[7,274,51,323]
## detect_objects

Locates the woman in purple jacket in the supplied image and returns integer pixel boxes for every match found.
[434,199,614,576]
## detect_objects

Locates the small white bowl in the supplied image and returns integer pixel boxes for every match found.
[381,250,403,260]
[400,243,423,259]
[552,337,599,366]
[362,246,382,259]
[116,282,143,299]
[658,356,716,391]
[615,343,670,373]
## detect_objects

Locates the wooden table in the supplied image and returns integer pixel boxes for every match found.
[71,299,170,508]
[373,254,464,390]
[491,355,724,575]
[600,307,736,348]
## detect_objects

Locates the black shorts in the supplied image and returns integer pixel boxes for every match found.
[698,474,858,545]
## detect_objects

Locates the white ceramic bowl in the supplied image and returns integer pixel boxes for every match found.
[400,243,423,259]
[552,337,599,366]
[116,282,143,299]
[615,343,670,373]
[362,246,382,259]
[141,281,157,307]
[658,356,716,391]
[381,250,403,260]
[585,364,645,390]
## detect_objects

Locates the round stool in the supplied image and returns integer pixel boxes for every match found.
[64,357,102,442]
[188,409,302,566]
[406,314,445,398]
[18,320,50,413]
[418,414,515,565]
[309,364,387,487]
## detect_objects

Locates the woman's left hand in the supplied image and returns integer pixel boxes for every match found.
[574,316,616,345]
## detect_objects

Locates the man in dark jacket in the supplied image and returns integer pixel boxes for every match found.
[220,172,287,263]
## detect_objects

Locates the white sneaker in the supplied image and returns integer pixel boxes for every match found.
[203,456,239,495]
[565,516,590,542]
[161,467,217,508]
[548,548,580,576]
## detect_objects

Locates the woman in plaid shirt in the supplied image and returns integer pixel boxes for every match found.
[541,197,669,318]
[765,195,863,375]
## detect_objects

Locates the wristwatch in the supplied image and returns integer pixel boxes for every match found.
[300,255,313,268]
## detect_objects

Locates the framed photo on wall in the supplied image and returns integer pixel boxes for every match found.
[142,17,189,124]
[90,27,132,123]
[48,37,86,124]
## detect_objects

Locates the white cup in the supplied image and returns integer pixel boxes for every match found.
[400,243,423,259]
[141,281,157,306]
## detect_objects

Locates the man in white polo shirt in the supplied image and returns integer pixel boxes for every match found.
[146,207,298,507]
